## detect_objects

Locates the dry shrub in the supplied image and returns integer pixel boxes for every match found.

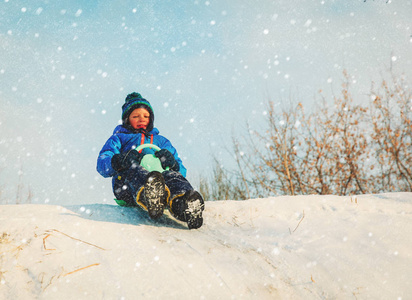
[203,72,411,200]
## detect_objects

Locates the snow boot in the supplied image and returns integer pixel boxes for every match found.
[137,171,167,220]
[170,190,205,229]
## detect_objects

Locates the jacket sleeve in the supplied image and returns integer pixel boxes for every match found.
[157,137,187,177]
[96,135,122,178]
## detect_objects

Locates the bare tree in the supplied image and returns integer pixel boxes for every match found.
[369,75,412,191]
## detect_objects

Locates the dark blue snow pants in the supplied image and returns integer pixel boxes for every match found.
[112,166,193,207]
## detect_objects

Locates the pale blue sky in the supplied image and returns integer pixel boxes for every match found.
[1,0,411,204]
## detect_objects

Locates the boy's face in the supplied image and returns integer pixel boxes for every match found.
[128,108,150,130]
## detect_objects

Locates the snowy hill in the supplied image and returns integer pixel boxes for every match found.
[1,193,411,299]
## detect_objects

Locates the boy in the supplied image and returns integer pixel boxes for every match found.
[97,92,204,229]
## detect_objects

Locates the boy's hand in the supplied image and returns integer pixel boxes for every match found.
[111,151,143,172]
[155,149,180,172]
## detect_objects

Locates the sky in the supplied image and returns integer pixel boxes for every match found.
[0,0,412,205]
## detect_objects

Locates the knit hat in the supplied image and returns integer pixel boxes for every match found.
[122,92,154,132]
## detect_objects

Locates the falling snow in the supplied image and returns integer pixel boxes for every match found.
[0,2,411,297]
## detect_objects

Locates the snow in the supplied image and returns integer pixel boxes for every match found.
[1,193,411,299]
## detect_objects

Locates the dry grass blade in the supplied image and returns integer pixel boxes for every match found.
[43,234,56,251]
[63,263,100,277]
[289,210,305,234]
[45,229,107,251]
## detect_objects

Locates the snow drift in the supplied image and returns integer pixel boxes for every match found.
[1,193,411,299]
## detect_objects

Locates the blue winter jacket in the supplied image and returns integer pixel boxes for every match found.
[97,125,187,180]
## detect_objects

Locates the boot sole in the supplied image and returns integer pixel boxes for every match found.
[144,171,166,220]
[184,191,205,229]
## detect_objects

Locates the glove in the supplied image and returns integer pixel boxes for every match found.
[154,149,180,172]
[111,151,143,172]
